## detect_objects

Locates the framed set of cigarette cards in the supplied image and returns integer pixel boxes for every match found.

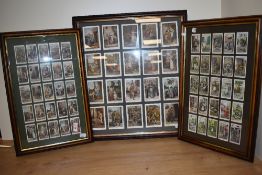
[178,16,262,161]
[73,10,187,139]
[0,29,92,155]
[1,10,261,161]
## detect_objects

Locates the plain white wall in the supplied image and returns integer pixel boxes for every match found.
[222,0,262,17]
[0,0,221,139]
[0,0,221,32]
[221,0,262,161]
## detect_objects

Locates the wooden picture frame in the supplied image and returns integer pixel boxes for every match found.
[72,10,187,139]
[178,15,262,161]
[0,29,93,155]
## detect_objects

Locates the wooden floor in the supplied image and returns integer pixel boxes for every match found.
[0,138,262,175]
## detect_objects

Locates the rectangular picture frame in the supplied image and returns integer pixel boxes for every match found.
[73,10,187,139]
[178,15,262,162]
[0,29,93,155]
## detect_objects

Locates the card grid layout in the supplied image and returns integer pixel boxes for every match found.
[15,42,81,142]
[188,32,248,145]
[83,21,180,133]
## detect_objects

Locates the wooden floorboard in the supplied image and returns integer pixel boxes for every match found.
[0,138,262,175]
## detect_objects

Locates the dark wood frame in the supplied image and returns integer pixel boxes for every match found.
[0,29,93,155]
[72,10,187,139]
[178,15,262,162]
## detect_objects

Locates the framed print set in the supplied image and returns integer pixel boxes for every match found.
[179,16,262,161]
[73,10,187,139]
[0,29,92,155]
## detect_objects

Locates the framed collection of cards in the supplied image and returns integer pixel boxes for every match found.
[178,16,262,161]
[73,10,187,138]
[1,10,261,161]
[0,29,92,155]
